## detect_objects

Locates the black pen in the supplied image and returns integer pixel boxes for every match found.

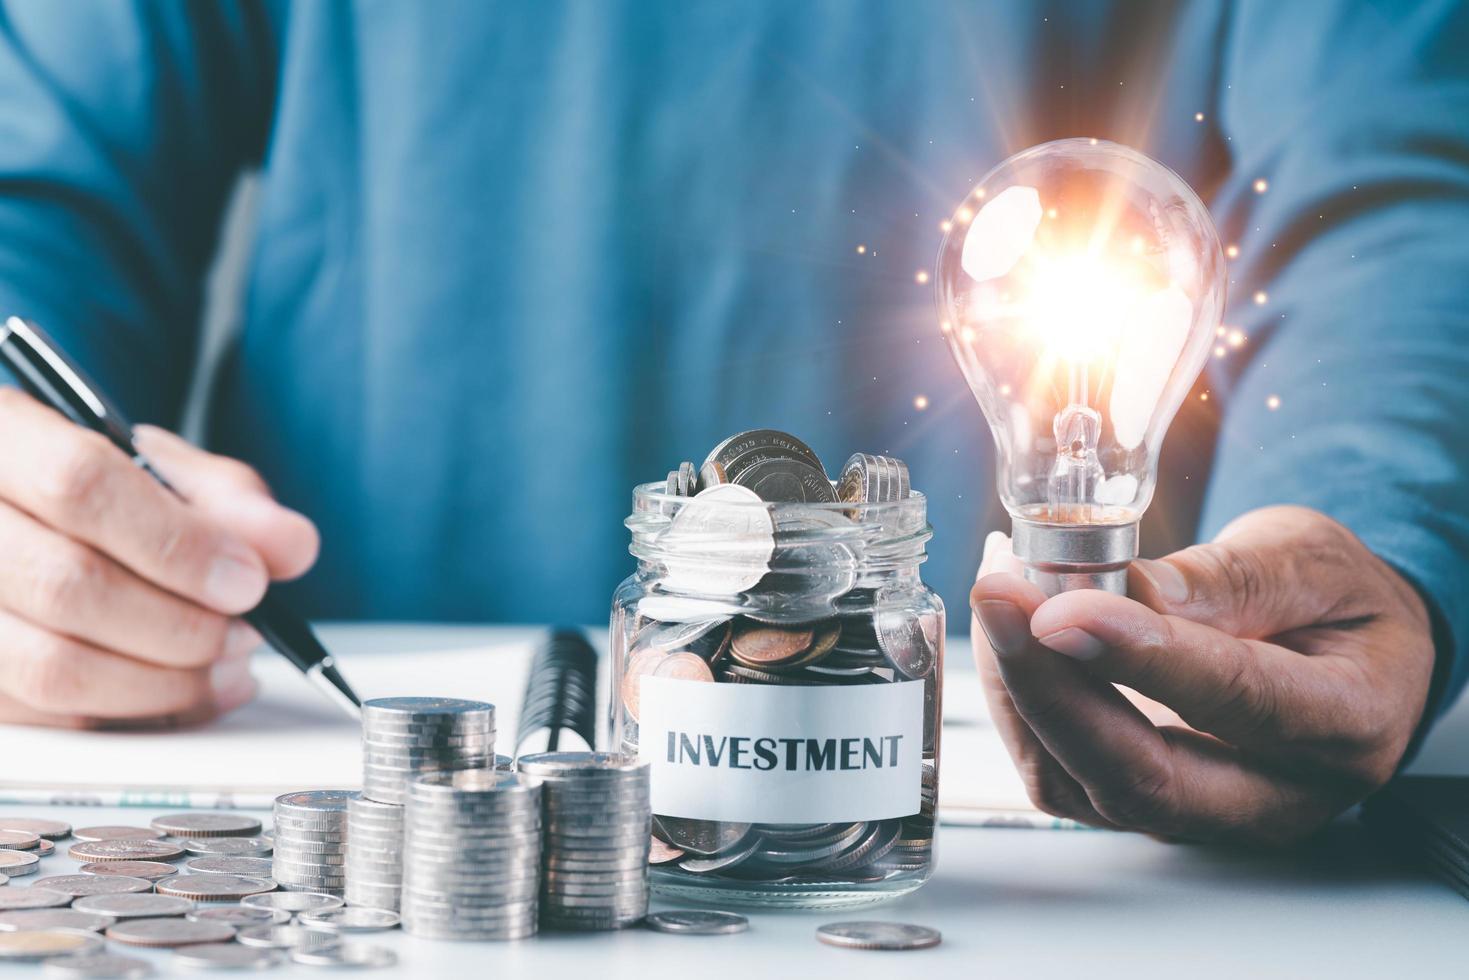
[0,315,362,719]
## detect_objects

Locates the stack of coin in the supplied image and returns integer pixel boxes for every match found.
[402,770,541,941]
[345,797,404,911]
[517,753,650,931]
[361,697,496,805]
[272,790,357,896]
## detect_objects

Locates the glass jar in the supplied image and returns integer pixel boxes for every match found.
[609,479,943,909]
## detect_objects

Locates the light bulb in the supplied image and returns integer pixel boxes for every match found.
[936,139,1226,594]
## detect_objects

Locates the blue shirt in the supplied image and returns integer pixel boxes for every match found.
[0,1,1465,715]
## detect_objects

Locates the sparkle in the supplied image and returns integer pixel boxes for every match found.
[914,395,929,411]
[1088,138,1098,145]
[961,327,976,343]
[1046,208,1058,219]
[1226,244,1239,259]
[1194,112,1205,122]
[1253,178,1269,194]
[1266,395,1281,410]
[939,220,952,233]
[956,206,974,223]
[856,244,866,254]
[1227,328,1246,348]
[1253,290,1268,305]
[940,319,952,333]
[974,187,987,199]
[999,384,1012,396]
[1215,326,1227,337]
[914,270,930,285]
[1200,392,1210,401]
[1130,235,1144,254]
[1214,345,1227,358]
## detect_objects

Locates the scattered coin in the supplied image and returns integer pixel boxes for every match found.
[0,888,72,909]
[0,820,71,842]
[0,851,40,876]
[240,891,343,913]
[73,894,194,920]
[171,943,281,970]
[290,943,396,968]
[297,906,400,932]
[180,837,271,857]
[35,840,55,857]
[31,876,153,898]
[235,923,340,950]
[186,906,288,927]
[155,874,274,902]
[71,828,158,844]
[645,910,749,935]
[0,830,41,850]
[0,929,104,960]
[77,862,178,882]
[106,917,236,948]
[184,856,274,878]
[0,909,116,933]
[815,921,942,950]
[149,814,262,840]
[69,840,184,864]
[42,952,154,978]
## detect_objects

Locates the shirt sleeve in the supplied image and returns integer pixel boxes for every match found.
[1199,0,1469,731]
[0,0,277,424]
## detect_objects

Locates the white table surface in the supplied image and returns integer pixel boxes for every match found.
[0,624,1464,979]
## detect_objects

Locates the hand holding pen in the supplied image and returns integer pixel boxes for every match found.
[0,317,359,727]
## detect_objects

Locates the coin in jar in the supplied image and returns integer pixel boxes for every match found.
[645,910,749,935]
[874,597,939,679]
[155,874,274,902]
[733,457,837,504]
[659,484,775,597]
[41,952,154,979]
[148,813,262,839]
[77,862,178,882]
[729,623,814,668]
[705,429,826,484]
[106,917,236,948]
[68,840,183,864]
[648,837,685,865]
[31,876,153,898]
[653,817,751,858]
[650,651,716,684]
[815,921,941,950]
[71,827,158,843]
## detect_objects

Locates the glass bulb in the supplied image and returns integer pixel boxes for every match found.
[936,139,1226,594]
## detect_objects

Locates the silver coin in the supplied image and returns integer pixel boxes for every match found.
[105,918,237,948]
[0,929,104,961]
[274,791,358,813]
[186,906,288,927]
[290,943,397,968]
[297,906,400,932]
[72,894,193,919]
[678,833,760,873]
[32,876,153,898]
[236,924,340,950]
[185,857,273,877]
[68,840,183,863]
[0,909,116,933]
[170,943,281,970]
[815,921,942,950]
[363,697,494,718]
[0,819,70,842]
[0,851,40,876]
[0,887,72,909]
[71,828,158,843]
[705,429,826,484]
[733,456,836,504]
[0,829,41,850]
[149,814,261,839]
[77,861,178,882]
[180,838,271,857]
[874,594,939,679]
[645,910,749,935]
[241,891,344,913]
[42,953,154,978]
[653,817,751,857]
[155,875,275,902]
[659,484,775,596]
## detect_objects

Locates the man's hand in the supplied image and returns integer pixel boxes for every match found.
[0,388,319,728]
[970,505,1435,844]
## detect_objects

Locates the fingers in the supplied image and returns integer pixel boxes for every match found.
[135,426,319,581]
[0,391,269,614]
[0,609,257,720]
[0,501,258,669]
[1028,588,1352,750]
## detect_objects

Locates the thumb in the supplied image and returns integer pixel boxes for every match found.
[134,426,320,582]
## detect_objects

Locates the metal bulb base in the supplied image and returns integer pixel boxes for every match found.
[1011,517,1138,597]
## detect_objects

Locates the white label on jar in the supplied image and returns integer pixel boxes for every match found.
[637,676,924,823]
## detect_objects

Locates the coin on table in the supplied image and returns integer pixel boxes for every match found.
[0,909,116,933]
[297,907,399,932]
[0,820,71,842]
[0,851,40,876]
[0,830,41,850]
[0,929,104,960]
[815,921,942,950]
[660,483,775,596]
[235,923,340,950]
[186,906,288,927]
[32,876,153,898]
[149,813,262,840]
[180,836,272,857]
[77,862,177,882]
[41,952,154,978]
[71,828,158,843]
[645,910,749,935]
[69,840,183,864]
[35,840,55,858]
[184,856,274,878]
[106,917,236,948]
[171,943,281,970]
[73,894,194,920]
[290,943,396,968]
[155,874,273,902]
[0,888,71,910]
[240,891,343,913]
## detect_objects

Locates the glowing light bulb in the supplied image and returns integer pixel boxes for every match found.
[935,138,1226,594]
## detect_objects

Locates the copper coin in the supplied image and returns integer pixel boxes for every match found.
[69,839,184,863]
[730,624,814,667]
[72,827,160,843]
[648,837,685,865]
[620,647,668,721]
[651,651,716,684]
[0,852,39,877]
[78,861,179,882]
[0,819,70,842]
[0,888,70,910]
[155,874,274,902]
[31,875,153,898]
[0,831,39,851]
[33,841,53,858]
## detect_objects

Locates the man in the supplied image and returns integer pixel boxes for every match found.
[0,2,1464,844]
